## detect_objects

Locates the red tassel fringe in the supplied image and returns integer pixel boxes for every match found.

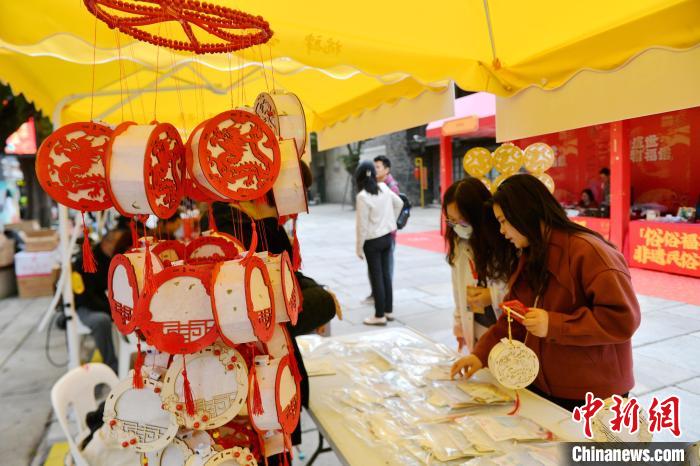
[507,391,521,415]
[251,361,264,415]
[182,356,196,416]
[291,217,301,271]
[208,203,217,232]
[132,338,144,389]
[241,220,258,266]
[81,212,97,273]
[129,218,139,247]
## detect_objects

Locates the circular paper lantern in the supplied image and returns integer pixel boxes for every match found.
[493,143,524,175]
[254,92,307,157]
[248,355,301,435]
[204,447,258,466]
[198,110,281,201]
[139,264,218,354]
[523,142,555,174]
[186,232,244,265]
[83,0,272,55]
[462,147,492,178]
[256,251,299,325]
[142,438,193,466]
[264,324,293,360]
[106,122,184,218]
[108,249,164,334]
[211,257,276,344]
[103,374,178,453]
[185,119,228,202]
[151,240,186,265]
[162,344,248,430]
[591,397,652,443]
[488,338,539,390]
[35,122,113,211]
[536,172,555,193]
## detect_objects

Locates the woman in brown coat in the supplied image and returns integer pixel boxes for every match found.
[451,174,641,411]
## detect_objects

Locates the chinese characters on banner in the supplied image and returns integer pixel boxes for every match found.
[573,392,681,439]
[629,222,700,278]
[571,217,611,240]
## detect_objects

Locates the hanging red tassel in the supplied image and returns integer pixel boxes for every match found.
[507,391,521,415]
[81,212,97,273]
[250,359,264,415]
[132,338,144,389]
[182,355,196,416]
[129,218,139,247]
[291,216,301,271]
[142,220,155,297]
[241,220,258,266]
[208,203,217,232]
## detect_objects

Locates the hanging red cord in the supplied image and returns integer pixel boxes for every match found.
[81,212,97,273]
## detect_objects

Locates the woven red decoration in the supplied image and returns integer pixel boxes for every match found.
[199,110,281,201]
[36,122,113,211]
[83,0,273,54]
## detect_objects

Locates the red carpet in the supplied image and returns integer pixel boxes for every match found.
[398,230,700,306]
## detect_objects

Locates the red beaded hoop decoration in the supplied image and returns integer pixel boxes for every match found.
[35,122,113,211]
[83,0,273,54]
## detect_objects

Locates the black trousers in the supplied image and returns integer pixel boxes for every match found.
[363,233,393,317]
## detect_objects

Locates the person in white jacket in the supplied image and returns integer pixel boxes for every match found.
[442,178,518,352]
[355,160,404,326]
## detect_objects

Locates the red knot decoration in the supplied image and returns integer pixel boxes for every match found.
[83,0,273,54]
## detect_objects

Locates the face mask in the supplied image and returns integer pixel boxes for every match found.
[453,223,473,240]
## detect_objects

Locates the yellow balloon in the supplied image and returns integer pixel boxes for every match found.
[478,177,491,192]
[493,143,523,175]
[491,173,510,193]
[524,142,555,174]
[462,147,492,177]
[536,173,556,193]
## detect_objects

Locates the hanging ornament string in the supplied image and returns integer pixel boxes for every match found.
[153,23,162,122]
[165,22,188,139]
[114,30,125,122]
[90,14,98,121]
[258,45,269,91]
[503,304,523,415]
[114,30,136,122]
[127,41,148,122]
[268,43,276,92]
[227,52,235,109]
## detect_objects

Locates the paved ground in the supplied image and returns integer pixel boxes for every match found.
[4,203,699,466]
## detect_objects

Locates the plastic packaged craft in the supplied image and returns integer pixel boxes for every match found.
[418,422,487,462]
[459,415,553,443]
[462,442,563,466]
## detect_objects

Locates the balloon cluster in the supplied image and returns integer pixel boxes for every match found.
[35,92,309,465]
[462,142,556,193]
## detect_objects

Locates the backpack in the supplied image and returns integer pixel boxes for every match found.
[396,193,411,230]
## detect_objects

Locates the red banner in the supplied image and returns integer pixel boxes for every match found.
[571,217,610,240]
[628,221,700,277]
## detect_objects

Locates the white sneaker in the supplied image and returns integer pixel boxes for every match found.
[363,316,387,326]
[361,295,374,305]
[385,312,395,321]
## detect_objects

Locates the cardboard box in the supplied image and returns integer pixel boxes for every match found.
[0,236,15,268]
[19,229,59,252]
[15,250,59,277]
[3,220,39,234]
[17,268,58,298]
[0,267,17,299]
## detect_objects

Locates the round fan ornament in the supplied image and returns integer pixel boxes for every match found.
[139,264,218,354]
[248,354,301,435]
[36,122,113,211]
[106,122,184,218]
[103,374,178,453]
[186,232,244,265]
[198,110,281,201]
[488,338,539,390]
[83,0,272,54]
[462,147,492,178]
[142,437,194,466]
[523,142,555,174]
[254,92,307,157]
[493,143,524,175]
[162,343,249,430]
[203,447,257,466]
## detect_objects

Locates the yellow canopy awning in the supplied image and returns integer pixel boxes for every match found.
[1,0,699,147]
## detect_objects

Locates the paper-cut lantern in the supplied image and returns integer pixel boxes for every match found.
[162,344,248,430]
[536,172,555,193]
[141,438,193,466]
[248,355,301,434]
[264,324,293,360]
[254,92,307,158]
[139,264,219,354]
[106,122,184,218]
[462,147,492,178]
[523,143,555,174]
[256,251,299,325]
[211,256,275,344]
[488,338,539,390]
[186,232,244,265]
[272,140,308,217]
[198,110,281,201]
[151,240,186,265]
[186,119,228,202]
[103,374,178,453]
[36,122,113,211]
[493,143,523,175]
[204,447,257,466]
[108,249,164,334]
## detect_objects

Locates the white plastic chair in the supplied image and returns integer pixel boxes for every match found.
[51,363,120,466]
[117,332,156,380]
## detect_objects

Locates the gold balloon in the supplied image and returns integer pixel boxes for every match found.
[478,177,491,192]
[524,142,555,174]
[462,147,492,177]
[536,172,556,193]
[491,173,510,193]
[493,143,524,175]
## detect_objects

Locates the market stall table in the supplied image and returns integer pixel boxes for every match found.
[298,327,585,466]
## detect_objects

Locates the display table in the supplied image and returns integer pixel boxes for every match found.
[299,327,585,466]
[629,220,700,278]
[571,216,611,240]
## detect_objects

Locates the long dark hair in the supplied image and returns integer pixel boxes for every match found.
[442,178,517,282]
[492,174,610,294]
[355,160,379,195]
